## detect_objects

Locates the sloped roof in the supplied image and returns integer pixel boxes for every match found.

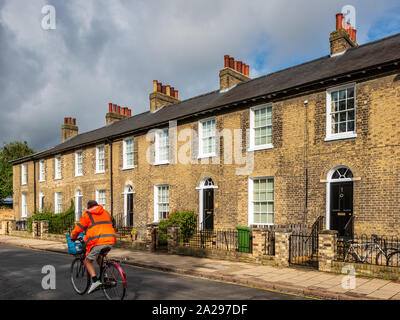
[11,33,400,164]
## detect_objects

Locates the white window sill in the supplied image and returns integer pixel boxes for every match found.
[39,180,45,183]
[154,161,169,166]
[75,174,83,177]
[198,153,217,159]
[324,133,357,142]
[54,177,62,180]
[250,222,274,226]
[95,171,105,174]
[248,144,273,152]
[21,183,27,186]
[122,166,134,171]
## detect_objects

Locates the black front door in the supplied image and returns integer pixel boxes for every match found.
[203,189,214,230]
[127,193,134,226]
[330,181,353,237]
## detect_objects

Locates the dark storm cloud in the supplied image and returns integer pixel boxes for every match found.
[0,0,398,152]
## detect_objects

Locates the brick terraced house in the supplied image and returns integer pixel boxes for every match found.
[10,13,400,239]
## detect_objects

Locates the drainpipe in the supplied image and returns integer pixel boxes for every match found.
[304,100,309,225]
[33,160,37,214]
[107,139,114,217]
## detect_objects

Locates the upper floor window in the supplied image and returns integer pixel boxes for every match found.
[198,117,216,158]
[75,150,83,177]
[154,185,169,221]
[155,129,169,165]
[123,137,134,169]
[21,164,27,185]
[96,190,106,209]
[54,155,62,179]
[39,160,45,182]
[249,177,274,225]
[249,104,273,151]
[96,145,105,173]
[54,192,62,214]
[325,84,357,141]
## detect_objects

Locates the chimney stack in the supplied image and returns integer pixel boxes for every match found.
[219,55,250,91]
[106,102,132,124]
[62,117,78,142]
[150,80,180,112]
[330,12,358,56]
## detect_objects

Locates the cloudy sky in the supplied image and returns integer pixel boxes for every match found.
[1,0,399,152]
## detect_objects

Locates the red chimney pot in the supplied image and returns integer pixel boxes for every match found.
[224,55,230,68]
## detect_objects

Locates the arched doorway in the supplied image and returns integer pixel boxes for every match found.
[197,177,218,231]
[75,189,83,221]
[326,166,354,237]
[124,185,134,227]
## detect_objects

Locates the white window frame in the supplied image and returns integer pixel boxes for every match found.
[96,145,105,174]
[325,83,357,141]
[122,137,135,170]
[248,177,274,226]
[21,164,27,185]
[198,117,217,158]
[21,193,28,218]
[39,191,44,213]
[54,155,62,180]
[153,185,169,222]
[96,189,106,209]
[249,103,273,152]
[155,129,169,165]
[39,160,45,182]
[75,150,83,177]
[54,192,62,214]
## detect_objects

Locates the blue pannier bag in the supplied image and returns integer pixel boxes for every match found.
[66,232,85,255]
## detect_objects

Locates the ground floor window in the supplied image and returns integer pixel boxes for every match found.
[249,177,274,225]
[96,190,106,209]
[21,193,28,218]
[154,185,169,221]
[54,192,62,214]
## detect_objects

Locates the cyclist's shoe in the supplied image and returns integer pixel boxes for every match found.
[87,280,102,294]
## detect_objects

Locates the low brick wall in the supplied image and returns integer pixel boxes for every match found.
[9,230,31,238]
[332,261,400,281]
[41,233,67,242]
[115,240,147,251]
[176,246,276,265]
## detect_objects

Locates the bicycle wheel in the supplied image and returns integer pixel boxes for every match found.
[376,248,397,266]
[344,251,359,263]
[101,261,127,300]
[70,257,90,295]
[387,251,400,267]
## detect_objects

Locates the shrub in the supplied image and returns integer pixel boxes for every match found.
[158,209,197,244]
[27,200,75,234]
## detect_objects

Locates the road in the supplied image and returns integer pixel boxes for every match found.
[0,244,313,300]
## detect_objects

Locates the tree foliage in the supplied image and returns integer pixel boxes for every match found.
[0,141,35,204]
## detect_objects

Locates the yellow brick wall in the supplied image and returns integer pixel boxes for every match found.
[12,71,400,237]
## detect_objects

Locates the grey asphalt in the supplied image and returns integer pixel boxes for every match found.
[0,243,311,300]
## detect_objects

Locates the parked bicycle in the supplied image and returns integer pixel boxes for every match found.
[343,234,397,266]
[69,236,127,300]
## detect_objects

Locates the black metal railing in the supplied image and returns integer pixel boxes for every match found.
[48,215,75,234]
[182,229,252,253]
[289,232,319,269]
[112,214,134,240]
[15,220,27,231]
[336,234,400,266]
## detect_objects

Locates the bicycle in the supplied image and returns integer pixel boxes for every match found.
[343,234,397,266]
[70,237,127,300]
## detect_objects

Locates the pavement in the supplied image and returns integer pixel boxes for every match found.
[2,235,400,300]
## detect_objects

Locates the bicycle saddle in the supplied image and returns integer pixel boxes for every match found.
[100,247,111,256]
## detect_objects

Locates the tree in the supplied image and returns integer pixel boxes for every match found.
[0,141,35,204]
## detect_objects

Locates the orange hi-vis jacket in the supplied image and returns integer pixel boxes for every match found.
[70,205,116,255]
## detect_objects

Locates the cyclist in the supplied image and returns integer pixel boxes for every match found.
[70,200,117,294]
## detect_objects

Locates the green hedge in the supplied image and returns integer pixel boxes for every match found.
[158,209,197,244]
[27,200,75,234]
